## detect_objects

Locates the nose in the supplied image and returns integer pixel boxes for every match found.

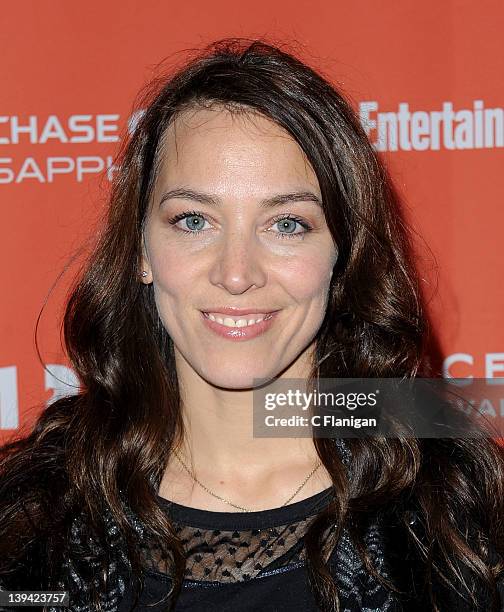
[208,229,268,294]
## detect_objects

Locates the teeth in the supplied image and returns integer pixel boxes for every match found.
[207,313,270,327]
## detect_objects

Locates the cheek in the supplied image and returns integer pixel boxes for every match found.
[278,253,334,302]
[150,242,199,300]
[150,256,197,329]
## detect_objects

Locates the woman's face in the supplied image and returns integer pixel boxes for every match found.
[141,105,337,389]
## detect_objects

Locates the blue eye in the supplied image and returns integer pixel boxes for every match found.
[168,211,211,235]
[183,214,208,231]
[270,215,312,239]
[167,211,313,239]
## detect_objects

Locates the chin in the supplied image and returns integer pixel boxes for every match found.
[199,365,278,390]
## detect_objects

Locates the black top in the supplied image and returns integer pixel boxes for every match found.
[117,487,400,612]
[1,434,502,611]
[1,484,501,611]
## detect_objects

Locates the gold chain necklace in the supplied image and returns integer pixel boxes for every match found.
[172,448,322,513]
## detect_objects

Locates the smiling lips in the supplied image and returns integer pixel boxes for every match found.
[201,308,279,340]
[205,311,273,327]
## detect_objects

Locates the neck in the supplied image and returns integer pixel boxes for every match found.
[174,345,321,469]
[158,346,333,510]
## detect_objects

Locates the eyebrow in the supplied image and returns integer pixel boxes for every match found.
[158,187,323,209]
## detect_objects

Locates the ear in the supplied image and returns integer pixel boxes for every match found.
[139,231,153,284]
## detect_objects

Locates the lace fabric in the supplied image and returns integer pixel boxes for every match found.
[140,488,337,583]
[134,487,398,611]
[137,437,352,585]
[128,437,396,610]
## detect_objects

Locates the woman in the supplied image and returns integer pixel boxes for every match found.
[1,38,503,612]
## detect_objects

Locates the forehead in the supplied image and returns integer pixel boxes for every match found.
[155,105,320,195]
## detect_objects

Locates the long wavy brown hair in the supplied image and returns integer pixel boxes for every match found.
[1,37,503,612]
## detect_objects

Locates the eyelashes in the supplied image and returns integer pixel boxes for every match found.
[166,210,313,240]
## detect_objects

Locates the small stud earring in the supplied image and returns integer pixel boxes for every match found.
[141,271,148,277]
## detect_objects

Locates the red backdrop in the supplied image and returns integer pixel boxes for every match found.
[1,0,503,440]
